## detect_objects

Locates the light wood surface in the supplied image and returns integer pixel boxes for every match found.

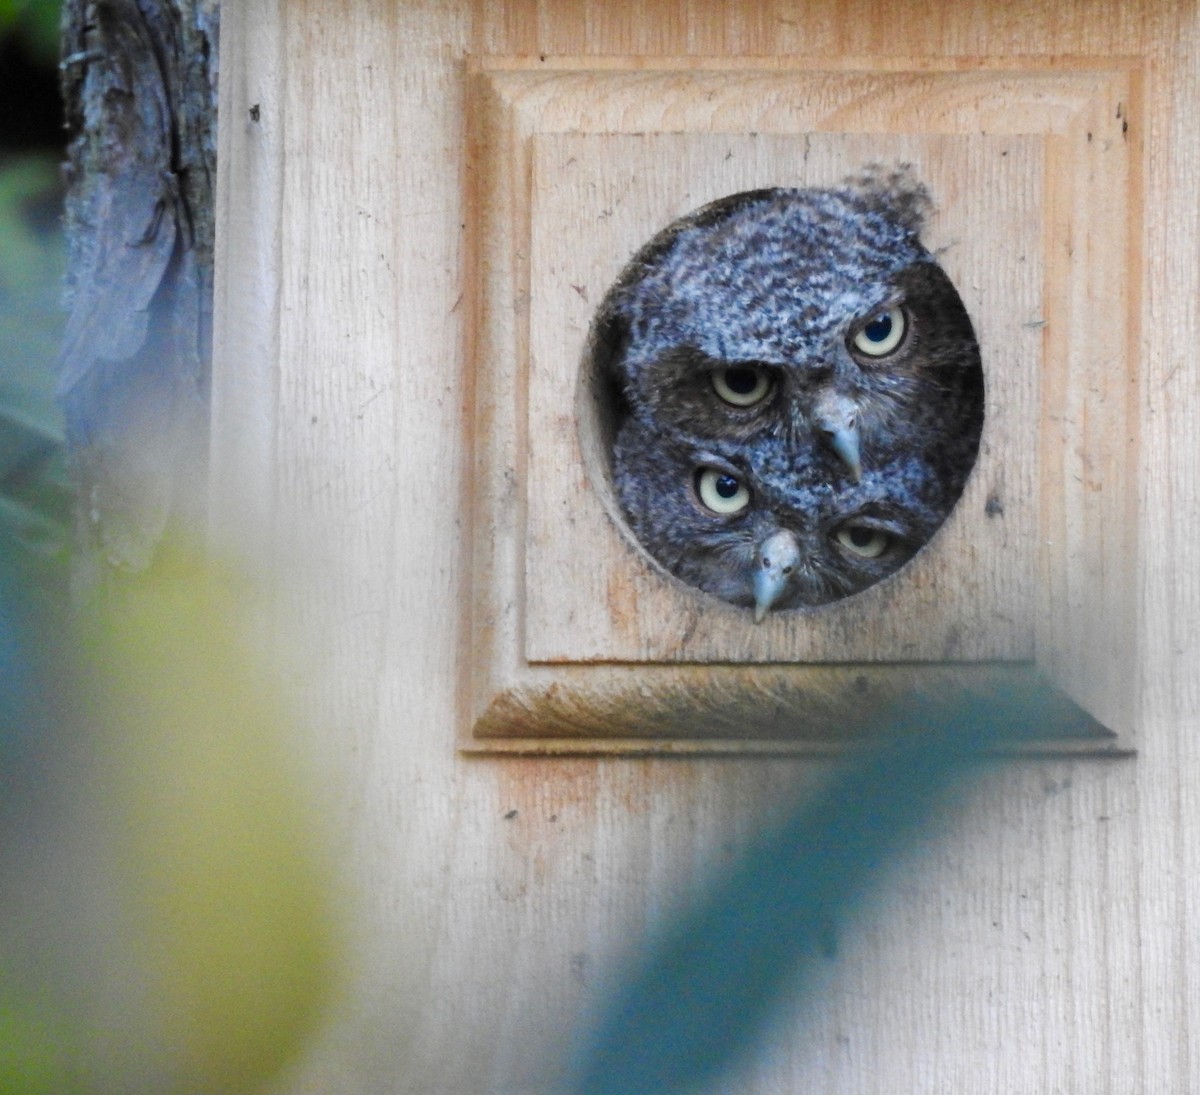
[466,60,1136,747]
[212,2,1198,1090]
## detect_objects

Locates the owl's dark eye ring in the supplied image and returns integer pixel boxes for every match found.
[850,306,907,358]
[695,467,751,515]
[712,366,771,407]
[835,523,892,559]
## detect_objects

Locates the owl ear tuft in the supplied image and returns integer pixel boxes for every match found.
[840,163,933,234]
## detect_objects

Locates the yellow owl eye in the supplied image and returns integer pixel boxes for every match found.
[851,306,906,357]
[712,366,771,407]
[836,524,891,559]
[696,468,751,515]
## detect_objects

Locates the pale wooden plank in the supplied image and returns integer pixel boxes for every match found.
[1135,5,1200,1087]
[534,0,588,56]
[523,128,1039,664]
[203,2,1200,1092]
[490,0,1157,61]
[210,0,285,559]
[468,61,1135,748]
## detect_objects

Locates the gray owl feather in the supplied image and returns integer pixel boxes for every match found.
[591,166,983,616]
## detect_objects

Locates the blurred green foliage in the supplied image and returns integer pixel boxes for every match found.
[1,31,342,1083]
[0,0,59,64]
[1,0,70,603]
[79,545,344,1092]
[571,693,1048,1094]
[0,153,70,611]
[1,540,344,1095]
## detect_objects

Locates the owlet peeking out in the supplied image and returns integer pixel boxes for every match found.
[588,166,983,617]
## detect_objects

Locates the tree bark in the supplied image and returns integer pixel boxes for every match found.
[58,0,219,586]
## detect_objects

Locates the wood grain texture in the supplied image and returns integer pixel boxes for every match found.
[466,59,1136,746]
[526,129,1039,663]
[211,2,1200,1091]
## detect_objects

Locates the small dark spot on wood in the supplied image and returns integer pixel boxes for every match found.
[571,283,588,301]
[549,813,558,822]
[539,53,547,62]
[985,495,1004,517]
[1087,131,1093,142]
[503,809,518,820]
[1122,119,1128,136]
[310,415,318,425]
[853,674,869,694]
[249,103,260,122]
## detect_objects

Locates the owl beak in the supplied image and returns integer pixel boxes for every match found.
[825,424,862,483]
[753,529,802,622]
[813,393,863,482]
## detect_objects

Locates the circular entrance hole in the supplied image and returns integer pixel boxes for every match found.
[578,170,983,617]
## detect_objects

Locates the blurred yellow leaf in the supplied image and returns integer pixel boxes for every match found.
[81,546,340,1093]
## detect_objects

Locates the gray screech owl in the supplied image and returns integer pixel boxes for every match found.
[590,167,984,617]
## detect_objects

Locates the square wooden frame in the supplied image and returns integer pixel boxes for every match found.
[462,56,1142,754]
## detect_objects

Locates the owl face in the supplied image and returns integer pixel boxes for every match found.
[592,168,983,617]
[614,260,981,480]
[603,182,982,482]
[613,417,951,615]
